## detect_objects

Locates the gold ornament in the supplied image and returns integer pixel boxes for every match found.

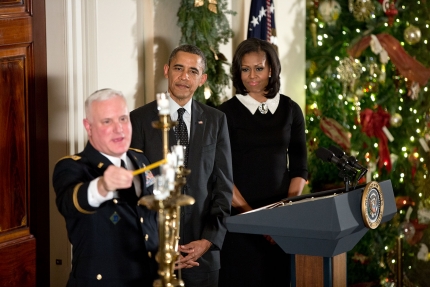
[194,0,217,13]
[389,113,403,128]
[194,0,204,7]
[208,0,217,14]
[308,3,318,47]
[404,25,421,45]
[318,0,341,26]
[336,57,363,95]
[352,0,375,22]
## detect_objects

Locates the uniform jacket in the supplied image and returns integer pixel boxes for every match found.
[130,99,233,273]
[53,142,158,287]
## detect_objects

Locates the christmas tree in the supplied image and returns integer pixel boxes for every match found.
[305,0,430,286]
[177,0,236,106]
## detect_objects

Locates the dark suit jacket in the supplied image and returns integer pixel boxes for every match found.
[130,100,233,273]
[53,142,158,287]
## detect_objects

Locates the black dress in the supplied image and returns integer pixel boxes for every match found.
[218,94,308,287]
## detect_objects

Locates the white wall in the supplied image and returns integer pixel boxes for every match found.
[46,0,305,285]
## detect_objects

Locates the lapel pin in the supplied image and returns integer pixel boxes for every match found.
[98,162,104,168]
[198,121,203,124]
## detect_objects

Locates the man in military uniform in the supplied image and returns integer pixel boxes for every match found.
[53,89,158,287]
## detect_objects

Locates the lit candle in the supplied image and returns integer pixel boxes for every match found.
[156,93,170,115]
[172,145,185,166]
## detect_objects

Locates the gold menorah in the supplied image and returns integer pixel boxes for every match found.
[138,96,194,287]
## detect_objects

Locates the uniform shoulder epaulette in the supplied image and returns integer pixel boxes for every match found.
[57,155,81,163]
[129,148,143,153]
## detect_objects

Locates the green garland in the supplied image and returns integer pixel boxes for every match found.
[177,0,236,106]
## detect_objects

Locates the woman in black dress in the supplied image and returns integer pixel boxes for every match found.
[218,38,308,287]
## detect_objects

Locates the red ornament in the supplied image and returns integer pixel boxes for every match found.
[385,3,398,27]
[379,0,397,26]
[395,196,415,210]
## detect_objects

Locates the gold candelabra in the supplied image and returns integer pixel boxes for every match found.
[138,97,195,287]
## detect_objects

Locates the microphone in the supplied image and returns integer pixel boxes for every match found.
[328,145,366,170]
[315,147,358,174]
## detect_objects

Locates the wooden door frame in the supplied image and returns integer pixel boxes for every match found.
[30,0,50,285]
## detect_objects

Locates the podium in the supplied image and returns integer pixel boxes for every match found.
[225,180,397,287]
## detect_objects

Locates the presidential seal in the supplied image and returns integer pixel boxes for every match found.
[361,181,384,229]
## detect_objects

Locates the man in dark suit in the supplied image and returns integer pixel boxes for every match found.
[53,89,158,287]
[130,45,233,287]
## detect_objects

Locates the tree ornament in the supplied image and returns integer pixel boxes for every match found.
[194,0,218,13]
[307,60,318,76]
[352,0,375,22]
[307,0,318,47]
[399,207,416,241]
[380,0,397,26]
[389,113,402,127]
[398,221,416,242]
[317,0,341,26]
[417,243,430,261]
[407,81,420,100]
[336,57,363,95]
[404,25,422,45]
[395,196,415,210]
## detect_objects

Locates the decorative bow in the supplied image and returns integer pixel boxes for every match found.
[194,0,217,13]
[360,107,392,172]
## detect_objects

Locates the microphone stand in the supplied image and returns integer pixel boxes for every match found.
[338,169,352,192]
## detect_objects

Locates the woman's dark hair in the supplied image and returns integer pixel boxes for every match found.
[232,38,281,99]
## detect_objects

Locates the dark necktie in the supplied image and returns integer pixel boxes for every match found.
[175,108,189,167]
[119,160,137,203]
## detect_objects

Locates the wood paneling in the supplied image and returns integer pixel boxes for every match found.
[294,253,347,287]
[0,0,49,285]
[0,51,27,236]
[0,235,36,287]
[0,0,30,15]
[296,255,324,287]
[0,17,32,45]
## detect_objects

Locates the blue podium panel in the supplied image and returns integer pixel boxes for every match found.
[225,180,397,257]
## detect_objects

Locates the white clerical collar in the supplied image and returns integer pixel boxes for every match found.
[168,95,192,119]
[100,152,127,167]
[236,93,280,115]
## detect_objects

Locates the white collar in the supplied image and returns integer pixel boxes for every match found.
[100,152,127,167]
[236,93,280,115]
[169,95,192,119]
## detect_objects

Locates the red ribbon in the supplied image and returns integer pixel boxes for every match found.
[320,117,351,151]
[360,107,392,172]
[348,33,430,86]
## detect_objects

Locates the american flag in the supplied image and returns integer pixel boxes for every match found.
[247,0,277,47]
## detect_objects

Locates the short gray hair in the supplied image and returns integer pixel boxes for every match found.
[85,88,125,118]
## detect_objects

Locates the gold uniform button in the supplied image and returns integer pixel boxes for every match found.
[96,274,102,280]
[113,199,118,204]
[145,234,149,241]
[148,251,152,258]
[140,217,144,223]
